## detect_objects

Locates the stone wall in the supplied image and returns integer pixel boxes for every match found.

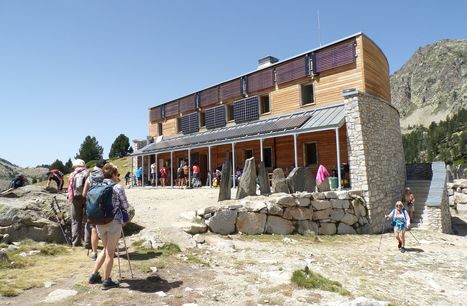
[199,191,371,235]
[422,193,452,234]
[343,91,406,233]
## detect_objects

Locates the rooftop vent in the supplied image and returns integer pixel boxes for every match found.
[257,56,279,70]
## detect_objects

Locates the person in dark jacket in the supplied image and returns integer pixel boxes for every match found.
[9,175,26,189]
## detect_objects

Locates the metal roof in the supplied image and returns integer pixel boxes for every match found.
[133,103,345,156]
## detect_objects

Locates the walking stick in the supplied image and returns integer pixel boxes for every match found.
[50,196,70,245]
[408,229,420,244]
[378,221,386,251]
[116,243,122,279]
[121,229,134,278]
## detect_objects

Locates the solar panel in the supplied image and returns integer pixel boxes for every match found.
[234,96,259,124]
[181,112,199,134]
[205,105,226,130]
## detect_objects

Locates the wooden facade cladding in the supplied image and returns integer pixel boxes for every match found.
[163,118,177,135]
[199,86,219,108]
[220,79,242,100]
[361,36,391,102]
[246,68,274,94]
[276,57,307,85]
[148,122,157,137]
[179,94,196,113]
[314,40,356,73]
[270,83,302,115]
[149,106,163,122]
[164,101,179,117]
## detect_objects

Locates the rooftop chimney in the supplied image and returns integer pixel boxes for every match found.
[257,56,279,70]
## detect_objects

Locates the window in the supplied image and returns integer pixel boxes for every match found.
[263,147,273,168]
[260,95,270,114]
[227,104,234,121]
[303,142,318,166]
[244,149,253,161]
[157,123,163,136]
[176,117,182,133]
[199,112,206,127]
[301,83,314,105]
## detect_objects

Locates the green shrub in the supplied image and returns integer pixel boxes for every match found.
[291,267,351,296]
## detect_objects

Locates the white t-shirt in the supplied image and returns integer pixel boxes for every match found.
[150,163,156,174]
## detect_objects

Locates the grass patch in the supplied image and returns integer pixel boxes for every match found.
[291,267,351,296]
[131,242,181,273]
[186,254,209,266]
[157,242,181,256]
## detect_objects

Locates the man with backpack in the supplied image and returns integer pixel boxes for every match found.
[67,159,89,247]
[82,158,106,259]
[46,169,64,191]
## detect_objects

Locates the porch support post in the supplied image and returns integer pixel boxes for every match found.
[142,155,145,187]
[170,151,174,188]
[155,153,158,187]
[293,133,298,168]
[232,142,236,188]
[188,148,191,187]
[208,145,212,187]
[335,128,342,190]
[260,138,264,161]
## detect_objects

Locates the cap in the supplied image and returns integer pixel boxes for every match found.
[72,159,86,168]
[96,158,107,168]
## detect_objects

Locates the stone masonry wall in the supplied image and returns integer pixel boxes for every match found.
[344,92,406,233]
[421,184,452,233]
[198,191,371,235]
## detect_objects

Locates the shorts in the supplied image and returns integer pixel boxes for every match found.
[178,172,185,179]
[193,173,199,178]
[407,203,414,212]
[96,220,122,241]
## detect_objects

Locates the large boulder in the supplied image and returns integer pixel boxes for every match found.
[319,223,337,235]
[236,157,257,199]
[337,223,357,234]
[218,154,232,201]
[257,162,271,195]
[206,209,237,235]
[286,167,316,193]
[295,220,319,235]
[271,168,289,193]
[283,207,313,220]
[237,212,266,234]
[265,216,294,234]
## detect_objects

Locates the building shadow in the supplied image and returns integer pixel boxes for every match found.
[122,275,183,293]
[451,216,467,236]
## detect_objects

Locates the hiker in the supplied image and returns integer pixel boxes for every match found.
[150,162,157,186]
[46,169,64,191]
[183,160,189,186]
[385,201,411,253]
[136,166,143,186]
[88,163,129,290]
[160,165,167,187]
[124,171,131,186]
[82,158,106,260]
[402,187,415,221]
[192,162,200,187]
[68,159,89,247]
[9,175,26,189]
[177,163,185,188]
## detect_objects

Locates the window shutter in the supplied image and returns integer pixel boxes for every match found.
[199,87,219,107]
[205,105,226,130]
[179,94,196,113]
[220,79,242,100]
[315,40,356,73]
[234,96,259,124]
[247,68,274,94]
[276,57,307,84]
[181,112,199,134]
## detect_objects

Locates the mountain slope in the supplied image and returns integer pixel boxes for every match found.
[390,39,467,130]
[0,158,48,191]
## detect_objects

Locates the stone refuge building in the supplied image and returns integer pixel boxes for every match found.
[133,32,406,233]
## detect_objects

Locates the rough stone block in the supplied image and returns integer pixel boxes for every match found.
[312,208,331,221]
[295,191,313,199]
[295,220,319,235]
[272,178,289,193]
[286,167,316,193]
[311,192,326,200]
[324,191,338,199]
[341,213,358,225]
[283,207,313,220]
[335,191,351,200]
[266,202,283,216]
[295,197,311,207]
[236,157,257,199]
[265,216,294,235]
[240,200,267,212]
[331,199,350,209]
[273,195,296,207]
[311,200,331,210]
[319,223,336,235]
[338,223,356,234]
[258,161,271,195]
[330,209,345,221]
[237,212,266,235]
[206,209,237,235]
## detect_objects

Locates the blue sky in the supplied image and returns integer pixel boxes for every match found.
[0,0,465,167]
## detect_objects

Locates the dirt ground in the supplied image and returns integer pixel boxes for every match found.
[1,187,466,306]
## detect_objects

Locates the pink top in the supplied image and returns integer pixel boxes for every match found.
[316,165,330,185]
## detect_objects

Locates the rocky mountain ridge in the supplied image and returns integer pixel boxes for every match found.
[0,158,48,191]
[390,39,467,130]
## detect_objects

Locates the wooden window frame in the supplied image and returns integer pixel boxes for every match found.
[262,147,273,169]
[300,82,315,106]
[260,95,271,115]
[303,142,318,166]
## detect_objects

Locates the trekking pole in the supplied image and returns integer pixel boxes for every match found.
[408,229,420,244]
[51,196,70,245]
[116,243,122,279]
[121,229,134,278]
[378,221,386,251]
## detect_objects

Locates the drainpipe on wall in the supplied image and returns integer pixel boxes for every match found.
[335,128,342,190]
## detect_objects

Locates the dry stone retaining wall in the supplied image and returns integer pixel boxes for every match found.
[199,191,371,235]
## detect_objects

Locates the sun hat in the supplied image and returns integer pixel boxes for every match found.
[72,159,86,168]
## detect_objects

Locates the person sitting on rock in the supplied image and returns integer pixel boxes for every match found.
[9,175,26,189]
[46,169,64,191]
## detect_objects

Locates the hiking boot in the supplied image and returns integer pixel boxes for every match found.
[88,272,102,284]
[398,241,402,249]
[89,251,97,260]
[102,278,119,290]
[400,247,406,253]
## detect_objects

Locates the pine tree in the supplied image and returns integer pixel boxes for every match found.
[49,159,66,173]
[109,134,131,158]
[64,158,73,174]
[76,136,104,163]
